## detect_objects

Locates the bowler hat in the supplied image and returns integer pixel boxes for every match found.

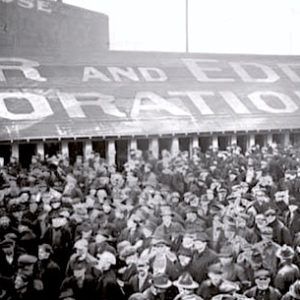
[152,274,172,289]
[173,272,199,289]
[0,238,15,248]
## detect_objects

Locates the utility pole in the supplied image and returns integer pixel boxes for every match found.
[185,0,189,53]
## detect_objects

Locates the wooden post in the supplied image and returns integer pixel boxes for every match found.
[11,143,19,161]
[171,137,179,156]
[61,141,69,158]
[106,140,116,165]
[149,138,159,159]
[37,142,45,160]
[83,140,93,161]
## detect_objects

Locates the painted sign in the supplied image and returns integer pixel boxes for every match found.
[0,0,54,13]
[0,53,300,141]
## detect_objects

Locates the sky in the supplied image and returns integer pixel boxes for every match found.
[64,0,300,55]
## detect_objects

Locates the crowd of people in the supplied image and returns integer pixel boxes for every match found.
[1,142,300,300]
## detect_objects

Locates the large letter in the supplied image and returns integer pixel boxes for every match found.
[0,92,53,120]
[108,67,140,82]
[18,0,34,9]
[278,64,300,82]
[37,0,52,13]
[131,92,189,118]
[0,58,46,82]
[138,67,167,82]
[219,91,250,114]
[182,59,234,82]
[230,62,279,83]
[169,91,214,115]
[248,91,298,113]
[82,67,111,82]
[58,92,126,118]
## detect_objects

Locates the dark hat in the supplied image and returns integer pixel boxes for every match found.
[178,247,193,257]
[18,254,38,266]
[0,238,15,248]
[254,269,270,279]
[250,249,263,264]
[290,280,300,299]
[276,245,294,260]
[152,274,172,289]
[193,231,209,242]
[218,246,234,258]
[173,272,199,289]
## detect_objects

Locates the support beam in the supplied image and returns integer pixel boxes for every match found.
[83,140,93,161]
[247,134,255,149]
[284,132,290,146]
[190,136,199,156]
[106,140,116,166]
[171,137,179,156]
[128,139,137,160]
[212,134,219,149]
[61,141,69,158]
[11,143,19,161]
[231,134,237,146]
[37,142,45,160]
[266,133,273,146]
[149,138,159,159]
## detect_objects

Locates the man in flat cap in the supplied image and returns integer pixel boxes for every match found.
[37,243,62,300]
[244,269,281,300]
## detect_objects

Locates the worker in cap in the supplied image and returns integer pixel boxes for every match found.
[244,269,281,300]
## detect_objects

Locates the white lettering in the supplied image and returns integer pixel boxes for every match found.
[182,59,234,82]
[0,58,46,82]
[279,64,300,82]
[131,92,188,118]
[138,67,167,82]
[58,92,126,118]
[248,91,298,113]
[219,91,250,114]
[18,0,34,9]
[0,92,53,120]
[230,62,279,83]
[82,67,111,82]
[108,67,139,82]
[37,0,52,13]
[169,91,214,115]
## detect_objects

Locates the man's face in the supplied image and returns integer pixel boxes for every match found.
[182,236,194,248]
[162,215,172,226]
[137,264,149,276]
[194,240,207,253]
[255,277,270,290]
[38,247,50,260]
[2,245,14,256]
[14,274,27,290]
[178,255,191,267]
[208,273,222,286]
[265,210,276,224]
[76,246,88,260]
[74,268,86,279]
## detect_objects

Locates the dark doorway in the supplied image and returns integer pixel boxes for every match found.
[273,133,283,145]
[68,142,83,165]
[45,142,60,158]
[116,140,128,171]
[218,136,229,151]
[0,145,11,165]
[159,138,172,158]
[255,134,265,148]
[93,141,106,159]
[199,136,212,153]
[237,135,247,153]
[19,144,36,169]
[179,137,190,153]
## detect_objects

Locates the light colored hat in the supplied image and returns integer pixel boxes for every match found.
[173,272,199,290]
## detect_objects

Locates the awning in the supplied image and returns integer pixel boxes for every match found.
[1,51,300,141]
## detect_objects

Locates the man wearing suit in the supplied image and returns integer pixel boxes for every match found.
[127,257,152,296]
